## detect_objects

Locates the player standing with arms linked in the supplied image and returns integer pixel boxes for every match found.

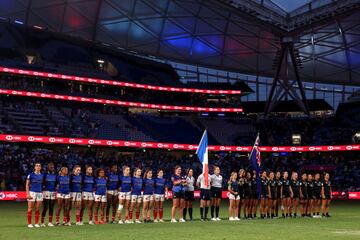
[26,162,43,228]
[41,162,56,227]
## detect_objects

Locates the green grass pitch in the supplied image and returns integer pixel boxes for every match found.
[0,201,359,240]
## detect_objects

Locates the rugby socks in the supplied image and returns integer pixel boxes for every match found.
[211,206,215,218]
[200,207,204,219]
[215,206,220,218]
[56,212,60,224]
[204,207,209,219]
[153,209,158,219]
[27,210,32,225]
[35,210,40,224]
[136,211,140,220]
[129,211,133,220]
[189,208,193,220]
[183,208,187,220]
[88,211,93,222]
[49,215,53,223]
[94,211,98,224]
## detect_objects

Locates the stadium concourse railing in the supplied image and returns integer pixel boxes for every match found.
[1,134,360,201]
[0,89,243,113]
[0,67,242,95]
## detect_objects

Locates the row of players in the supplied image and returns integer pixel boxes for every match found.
[25,162,332,228]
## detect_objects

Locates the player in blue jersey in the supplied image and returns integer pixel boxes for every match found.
[41,162,56,227]
[106,165,119,224]
[26,162,44,228]
[228,171,240,221]
[130,168,143,223]
[94,168,107,224]
[170,165,186,223]
[55,167,71,226]
[142,169,155,223]
[68,165,82,225]
[117,166,132,224]
[81,165,95,224]
[153,169,167,223]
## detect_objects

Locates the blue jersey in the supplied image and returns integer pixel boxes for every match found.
[107,172,119,191]
[229,180,239,193]
[83,175,94,192]
[120,175,132,192]
[132,177,143,195]
[95,177,107,195]
[27,172,43,193]
[171,174,182,193]
[57,175,70,194]
[44,172,56,192]
[70,174,82,192]
[143,178,155,195]
[155,177,166,194]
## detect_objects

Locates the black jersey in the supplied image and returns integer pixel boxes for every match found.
[291,179,301,198]
[307,180,314,198]
[282,179,291,198]
[323,180,331,199]
[300,180,308,199]
[251,178,258,198]
[268,180,277,199]
[260,178,268,197]
[276,179,282,199]
[244,179,252,198]
[238,178,246,198]
[314,180,323,198]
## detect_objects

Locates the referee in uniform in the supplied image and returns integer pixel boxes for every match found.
[196,172,212,221]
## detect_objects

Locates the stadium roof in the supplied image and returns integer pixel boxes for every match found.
[0,0,359,85]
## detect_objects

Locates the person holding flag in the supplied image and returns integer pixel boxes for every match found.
[196,130,212,221]
[249,133,261,218]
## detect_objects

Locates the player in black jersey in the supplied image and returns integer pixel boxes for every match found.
[307,174,314,217]
[251,171,258,218]
[275,171,282,218]
[260,171,268,219]
[299,173,308,217]
[322,173,332,217]
[281,171,293,218]
[238,169,246,219]
[243,172,252,219]
[313,173,323,218]
[267,172,277,218]
[290,172,301,218]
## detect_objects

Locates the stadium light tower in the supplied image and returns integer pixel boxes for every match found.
[264,37,310,116]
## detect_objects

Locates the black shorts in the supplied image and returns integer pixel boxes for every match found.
[185,191,194,201]
[300,194,308,200]
[211,187,222,198]
[200,189,211,201]
[314,193,322,200]
[283,192,290,198]
[243,191,251,199]
[173,191,185,199]
[323,194,331,200]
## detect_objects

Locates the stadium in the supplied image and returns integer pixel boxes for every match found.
[0,0,360,239]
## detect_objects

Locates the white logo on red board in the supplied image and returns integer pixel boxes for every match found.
[309,147,315,151]
[106,141,113,145]
[124,142,130,146]
[5,135,13,141]
[88,140,94,144]
[69,139,76,144]
[290,147,297,151]
[49,138,56,143]
[0,192,5,200]
[346,146,353,150]
[28,136,35,142]
[272,147,278,151]
[141,143,147,147]
[327,146,333,150]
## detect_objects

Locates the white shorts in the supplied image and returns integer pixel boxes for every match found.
[107,190,118,196]
[131,194,143,203]
[82,192,94,201]
[71,192,82,202]
[57,193,71,199]
[43,191,56,200]
[28,191,43,202]
[119,191,131,201]
[229,193,240,200]
[94,194,107,203]
[143,194,154,202]
[154,194,165,202]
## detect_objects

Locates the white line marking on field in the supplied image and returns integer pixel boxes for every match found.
[333,230,360,236]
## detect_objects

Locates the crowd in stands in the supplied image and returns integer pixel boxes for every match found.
[0,143,359,194]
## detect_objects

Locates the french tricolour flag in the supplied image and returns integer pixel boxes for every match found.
[196,130,209,187]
